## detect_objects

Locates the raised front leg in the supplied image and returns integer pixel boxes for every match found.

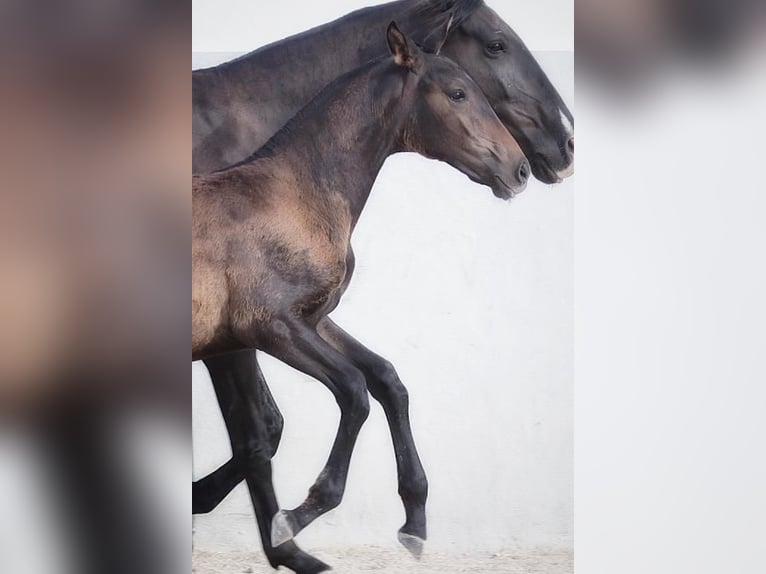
[317,318,428,557]
[262,320,370,548]
[206,352,330,574]
[194,351,283,514]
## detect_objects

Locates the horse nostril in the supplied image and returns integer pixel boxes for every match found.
[518,160,530,184]
[567,136,574,156]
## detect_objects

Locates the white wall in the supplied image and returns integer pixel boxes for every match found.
[193,0,573,553]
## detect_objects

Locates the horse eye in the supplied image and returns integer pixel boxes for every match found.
[449,89,466,102]
[487,41,505,54]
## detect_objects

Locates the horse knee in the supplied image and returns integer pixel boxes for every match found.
[264,409,284,457]
[371,360,409,408]
[336,368,370,425]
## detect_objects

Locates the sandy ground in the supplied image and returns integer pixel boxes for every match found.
[193,546,573,573]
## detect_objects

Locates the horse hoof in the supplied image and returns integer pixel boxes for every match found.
[397,531,425,559]
[269,540,332,574]
[293,554,333,574]
[271,510,295,547]
[300,560,332,574]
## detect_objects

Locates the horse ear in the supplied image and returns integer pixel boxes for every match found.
[387,22,416,69]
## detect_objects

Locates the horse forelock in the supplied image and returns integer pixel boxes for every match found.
[407,0,485,50]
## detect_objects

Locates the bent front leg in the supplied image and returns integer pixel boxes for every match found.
[260,320,370,548]
[317,318,428,557]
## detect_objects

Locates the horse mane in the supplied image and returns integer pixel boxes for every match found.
[406,0,485,52]
[213,1,487,172]
[220,58,387,170]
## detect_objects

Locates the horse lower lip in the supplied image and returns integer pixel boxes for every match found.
[536,158,570,184]
[555,162,575,180]
[535,161,558,183]
[494,176,515,199]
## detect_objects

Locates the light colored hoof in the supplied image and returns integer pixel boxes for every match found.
[397,531,425,559]
[270,510,294,547]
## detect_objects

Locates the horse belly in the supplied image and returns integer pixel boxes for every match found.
[191,265,228,357]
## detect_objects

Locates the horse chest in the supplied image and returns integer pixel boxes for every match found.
[263,194,352,304]
[300,245,356,320]
[286,243,350,318]
[244,224,347,315]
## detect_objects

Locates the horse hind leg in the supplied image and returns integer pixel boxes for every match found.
[194,352,284,514]
[206,351,330,573]
[211,351,284,457]
[192,458,243,514]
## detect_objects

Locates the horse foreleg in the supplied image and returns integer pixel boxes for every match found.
[317,317,428,558]
[262,320,370,548]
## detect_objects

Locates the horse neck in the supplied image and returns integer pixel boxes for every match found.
[212,2,425,132]
[267,63,412,227]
